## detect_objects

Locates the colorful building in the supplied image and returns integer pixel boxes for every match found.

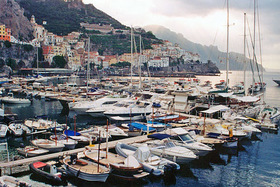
[0,23,11,42]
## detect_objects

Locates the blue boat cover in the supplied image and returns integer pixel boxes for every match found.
[129,122,156,131]
[147,133,171,140]
[63,130,81,136]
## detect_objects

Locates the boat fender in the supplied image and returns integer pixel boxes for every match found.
[210,94,215,100]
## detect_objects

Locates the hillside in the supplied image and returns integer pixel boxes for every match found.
[16,0,126,36]
[144,25,264,71]
[0,0,33,41]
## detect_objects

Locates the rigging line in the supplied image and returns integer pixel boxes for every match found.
[257,0,264,84]
[208,0,226,61]
[245,29,256,86]
[246,17,257,76]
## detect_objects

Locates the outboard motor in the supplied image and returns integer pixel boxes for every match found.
[70,154,77,164]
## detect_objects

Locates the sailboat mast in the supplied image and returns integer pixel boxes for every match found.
[252,0,256,89]
[243,13,247,95]
[226,0,230,90]
[139,35,142,89]
[86,37,90,99]
[37,46,39,75]
[130,27,133,87]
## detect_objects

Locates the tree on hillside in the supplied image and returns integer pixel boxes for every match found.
[52,55,67,68]
[6,58,17,70]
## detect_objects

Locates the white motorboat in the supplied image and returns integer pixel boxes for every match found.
[72,94,128,115]
[143,134,198,163]
[63,153,110,182]
[1,96,31,104]
[167,128,213,156]
[17,146,49,157]
[0,123,8,138]
[115,142,180,176]
[31,139,65,152]
[207,124,247,138]
[8,122,24,136]
[104,100,152,118]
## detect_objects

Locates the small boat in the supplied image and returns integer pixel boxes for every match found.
[31,139,65,152]
[8,122,24,136]
[17,146,49,157]
[29,161,64,184]
[63,154,110,182]
[84,149,149,181]
[115,142,180,176]
[0,175,31,187]
[50,134,77,149]
[0,123,8,138]
[63,130,91,144]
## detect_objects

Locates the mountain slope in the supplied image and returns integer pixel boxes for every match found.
[144,25,263,71]
[17,0,126,36]
[0,0,33,41]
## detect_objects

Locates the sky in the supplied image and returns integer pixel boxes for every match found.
[84,0,280,70]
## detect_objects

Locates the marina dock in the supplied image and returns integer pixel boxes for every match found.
[0,135,151,175]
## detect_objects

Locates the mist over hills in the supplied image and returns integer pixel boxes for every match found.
[144,25,264,71]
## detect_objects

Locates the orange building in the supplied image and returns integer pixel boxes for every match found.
[0,24,11,42]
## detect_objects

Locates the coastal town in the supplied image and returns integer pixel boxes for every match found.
[0,0,279,187]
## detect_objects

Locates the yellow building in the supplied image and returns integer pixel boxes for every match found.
[0,24,11,42]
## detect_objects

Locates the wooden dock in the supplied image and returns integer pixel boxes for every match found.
[0,135,151,174]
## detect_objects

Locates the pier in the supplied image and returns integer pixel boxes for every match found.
[0,135,151,175]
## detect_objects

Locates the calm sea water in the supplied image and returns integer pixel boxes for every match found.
[1,70,280,186]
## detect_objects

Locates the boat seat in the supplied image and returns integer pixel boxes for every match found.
[76,160,88,166]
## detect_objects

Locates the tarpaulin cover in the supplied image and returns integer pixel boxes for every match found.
[33,162,47,168]
[63,130,81,136]
[129,122,156,131]
[147,133,171,140]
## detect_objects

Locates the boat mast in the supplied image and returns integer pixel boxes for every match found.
[130,26,133,88]
[86,37,90,100]
[37,46,39,75]
[226,0,230,91]
[139,35,142,89]
[252,0,256,92]
[243,13,247,95]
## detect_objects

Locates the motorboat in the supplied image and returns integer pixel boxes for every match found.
[0,175,31,187]
[8,122,24,136]
[115,142,180,176]
[104,100,152,118]
[31,139,65,152]
[72,94,128,115]
[0,123,8,138]
[17,146,49,157]
[0,93,31,104]
[29,161,64,184]
[166,128,213,156]
[63,153,110,182]
[144,134,198,163]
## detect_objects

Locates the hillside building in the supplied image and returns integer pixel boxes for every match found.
[0,23,11,42]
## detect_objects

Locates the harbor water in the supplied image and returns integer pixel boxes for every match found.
[1,70,280,186]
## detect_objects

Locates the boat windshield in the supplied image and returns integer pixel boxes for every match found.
[179,134,195,143]
[164,141,176,148]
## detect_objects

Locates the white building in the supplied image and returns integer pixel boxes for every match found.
[148,57,169,67]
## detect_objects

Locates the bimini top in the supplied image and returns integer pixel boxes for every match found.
[147,133,171,140]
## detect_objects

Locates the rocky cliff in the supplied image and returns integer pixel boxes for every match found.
[0,0,33,41]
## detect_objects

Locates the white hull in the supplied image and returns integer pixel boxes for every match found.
[1,97,31,104]
[31,139,65,152]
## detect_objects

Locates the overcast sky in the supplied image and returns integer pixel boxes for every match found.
[84,0,280,69]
